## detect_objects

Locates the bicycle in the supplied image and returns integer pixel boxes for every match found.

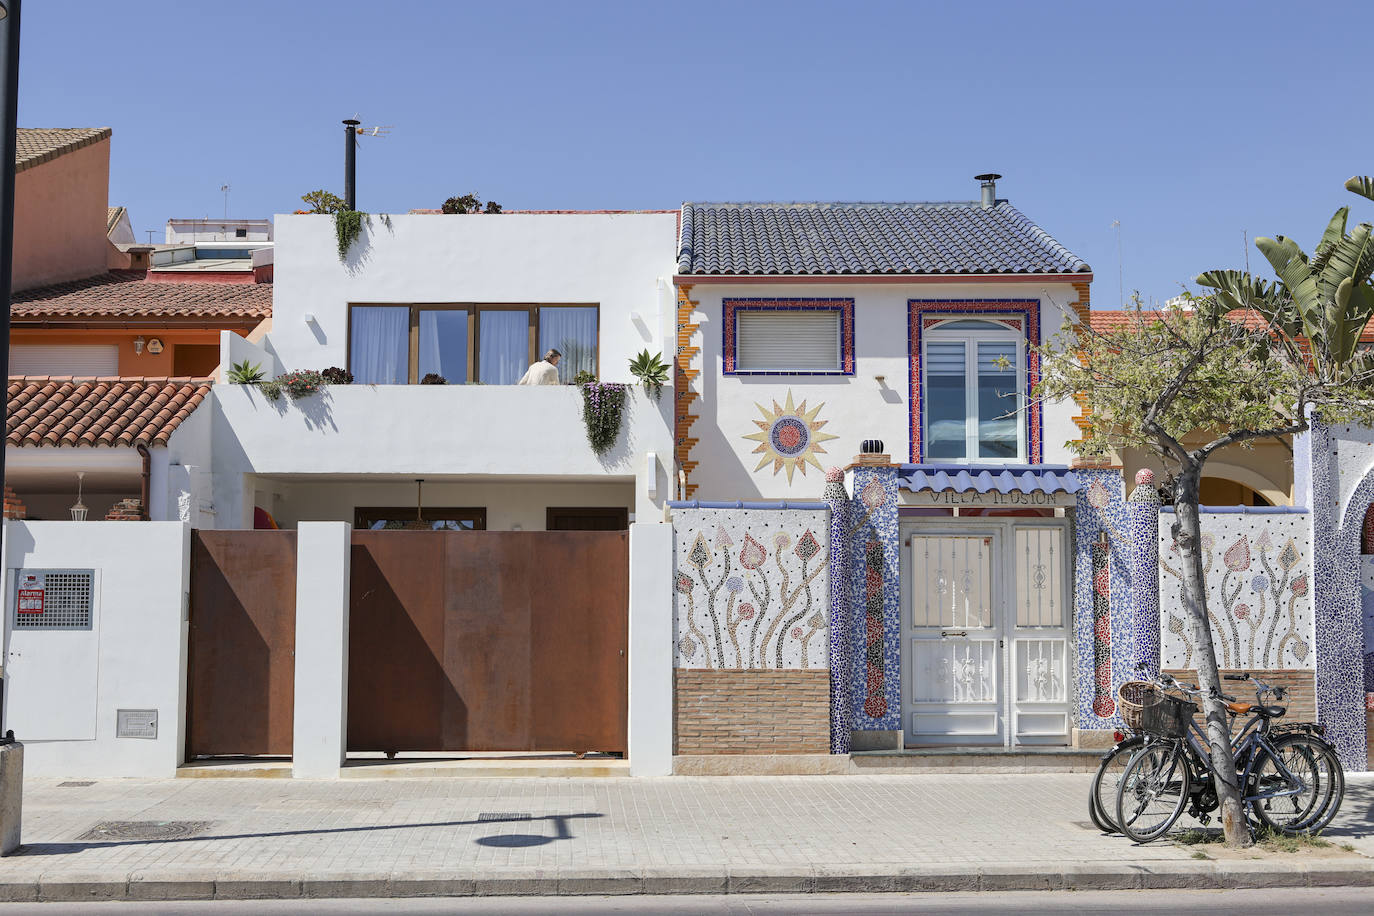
[1089,673,1221,835]
[1115,672,1344,843]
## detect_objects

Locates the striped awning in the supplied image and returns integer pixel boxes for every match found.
[897,464,1084,496]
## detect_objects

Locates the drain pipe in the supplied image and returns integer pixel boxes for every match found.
[137,444,151,520]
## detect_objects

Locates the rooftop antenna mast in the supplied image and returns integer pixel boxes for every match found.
[1111,219,1124,308]
[342,116,392,211]
[220,183,231,220]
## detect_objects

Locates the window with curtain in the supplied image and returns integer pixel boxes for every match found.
[922,319,1025,461]
[349,304,600,383]
[419,310,468,383]
[350,306,409,384]
[539,306,598,383]
[478,310,529,385]
[736,310,841,371]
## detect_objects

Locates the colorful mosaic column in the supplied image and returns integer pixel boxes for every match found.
[1072,468,1130,730]
[824,468,852,754]
[848,465,901,733]
[1309,420,1371,770]
[1124,469,1162,680]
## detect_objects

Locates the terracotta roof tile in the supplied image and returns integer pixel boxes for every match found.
[6,377,212,449]
[12,270,271,320]
[1088,308,1374,342]
[16,127,111,173]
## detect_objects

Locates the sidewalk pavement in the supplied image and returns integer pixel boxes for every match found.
[0,772,1370,902]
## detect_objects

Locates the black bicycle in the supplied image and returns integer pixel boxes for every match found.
[1114,672,1344,843]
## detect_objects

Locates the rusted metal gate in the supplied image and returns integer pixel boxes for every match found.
[186,530,297,757]
[348,530,628,754]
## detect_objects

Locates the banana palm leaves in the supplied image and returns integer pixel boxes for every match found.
[1197,179,1374,377]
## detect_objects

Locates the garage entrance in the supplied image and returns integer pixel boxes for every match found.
[346,529,628,755]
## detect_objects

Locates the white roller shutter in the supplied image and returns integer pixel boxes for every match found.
[736,310,840,371]
[9,345,119,376]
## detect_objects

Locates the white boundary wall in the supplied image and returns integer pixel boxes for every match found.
[2,521,190,777]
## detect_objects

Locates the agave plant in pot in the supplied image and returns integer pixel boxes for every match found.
[628,350,669,400]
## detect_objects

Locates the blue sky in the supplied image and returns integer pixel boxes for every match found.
[19,0,1374,306]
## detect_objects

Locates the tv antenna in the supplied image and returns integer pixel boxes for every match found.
[220,183,231,219]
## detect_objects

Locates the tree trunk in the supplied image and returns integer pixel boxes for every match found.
[1172,459,1252,847]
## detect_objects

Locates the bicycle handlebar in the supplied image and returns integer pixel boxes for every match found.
[1216,670,1288,702]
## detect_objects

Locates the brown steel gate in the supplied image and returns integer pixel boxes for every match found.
[186,530,298,757]
[347,530,628,754]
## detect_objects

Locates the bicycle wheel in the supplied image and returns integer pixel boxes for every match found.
[1261,734,1345,834]
[1116,742,1191,843]
[1249,738,1322,834]
[1090,737,1146,833]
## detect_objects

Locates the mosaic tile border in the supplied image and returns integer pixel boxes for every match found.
[722,298,855,376]
[847,466,901,731]
[906,299,1043,464]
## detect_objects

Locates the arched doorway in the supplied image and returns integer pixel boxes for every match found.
[1363,504,1374,768]
[1199,477,1273,507]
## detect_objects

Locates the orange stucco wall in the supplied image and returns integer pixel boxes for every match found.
[13,138,112,291]
[10,327,222,377]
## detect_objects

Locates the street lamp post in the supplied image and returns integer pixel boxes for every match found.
[0,0,21,746]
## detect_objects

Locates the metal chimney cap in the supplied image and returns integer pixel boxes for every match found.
[974,173,1002,182]
[342,118,361,127]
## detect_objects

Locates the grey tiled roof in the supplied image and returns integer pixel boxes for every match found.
[677,201,1091,276]
[16,128,112,172]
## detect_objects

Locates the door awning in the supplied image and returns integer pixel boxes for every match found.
[897,464,1084,496]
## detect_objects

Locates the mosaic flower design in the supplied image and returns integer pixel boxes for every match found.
[1224,535,1251,571]
[1235,603,1250,620]
[1291,574,1309,597]
[1085,480,1111,509]
[1251,575,1270,592]
[675,572,694,594]
[1278,539,1301,572]
[687,533,711,569]
[860,478,886,510]
[739,534,767,570]
[742,390,838,483]
[774,532,792,550]
[739,602,756,620]
[794,530,821,562]
[714,525,734,549]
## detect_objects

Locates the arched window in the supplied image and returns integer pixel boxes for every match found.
[922,318,1025,461]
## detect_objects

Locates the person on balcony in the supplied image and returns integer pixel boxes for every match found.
[517,348,562,385]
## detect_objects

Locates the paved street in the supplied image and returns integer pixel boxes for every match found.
[2,889,1374,914]
[0,773,1367,900]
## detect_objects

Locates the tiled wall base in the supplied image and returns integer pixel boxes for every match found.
[1164,668,1317,723]
[1073,728,1117,750]
[674,668,829,755]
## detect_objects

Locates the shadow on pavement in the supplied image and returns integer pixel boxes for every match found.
[13,812,603,857]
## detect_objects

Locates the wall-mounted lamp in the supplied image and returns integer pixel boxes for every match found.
[147,338,164,355]
[70,472,88,522]
[303,312,316,324]
[133,336,145,355]
[645,450,658,500]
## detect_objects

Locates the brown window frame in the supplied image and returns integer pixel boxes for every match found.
[346,303,600,384]
[354,506,488,531]
[545,507,630,530]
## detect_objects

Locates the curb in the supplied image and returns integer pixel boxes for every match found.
[2,861,1373,901]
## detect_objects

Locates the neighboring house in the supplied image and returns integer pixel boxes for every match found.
[13,127,116,290]
[106,206,135,246]
[668,176,1101,751]
[166,217,272,244]
[198,210,677,531]
[1087,309,1297,506]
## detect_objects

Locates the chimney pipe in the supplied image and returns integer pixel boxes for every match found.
[975,173,1001,209]
[343,119,360,211]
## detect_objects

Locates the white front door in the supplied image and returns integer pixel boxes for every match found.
[901,523,1070,747]
[905,532,1002,744]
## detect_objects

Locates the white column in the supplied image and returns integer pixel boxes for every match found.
[628,522,673,776]
[292,522,351,778]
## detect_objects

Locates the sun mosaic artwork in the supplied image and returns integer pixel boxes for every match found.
[742,390,838,483]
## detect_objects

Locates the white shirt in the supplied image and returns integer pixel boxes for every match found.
[517,360,561,385]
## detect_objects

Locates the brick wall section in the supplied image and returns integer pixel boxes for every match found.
[1164,668,1316,724]
[104,497,144,521]
[674,669,830,754]
[3,486,26,520]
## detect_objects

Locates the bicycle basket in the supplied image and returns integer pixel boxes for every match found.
[1117,681,1159,731]
[1139,693,1197,739]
